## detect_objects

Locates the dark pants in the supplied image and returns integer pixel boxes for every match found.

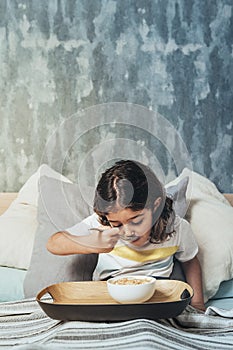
[169,259,186,281]
[154,259,186,281]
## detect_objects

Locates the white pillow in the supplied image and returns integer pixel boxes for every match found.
[0,164,71,269]
[16,164,72,207]
[175,168,233,302]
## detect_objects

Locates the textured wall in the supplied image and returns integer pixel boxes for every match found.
[0,0,232,192]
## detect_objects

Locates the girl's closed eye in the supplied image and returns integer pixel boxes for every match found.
[112,224,123,228]
[131,219,143,226]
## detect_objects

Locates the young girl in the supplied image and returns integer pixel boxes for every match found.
[47,160,205,311]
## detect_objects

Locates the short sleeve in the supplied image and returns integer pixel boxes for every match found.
[174,218,198,262]
[66,213,100,236]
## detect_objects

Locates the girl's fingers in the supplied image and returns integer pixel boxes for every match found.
[109,227,120,235]
[88,227,120,248]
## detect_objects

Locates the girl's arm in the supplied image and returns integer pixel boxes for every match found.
[182,256,206,311]
[47,228,120,255]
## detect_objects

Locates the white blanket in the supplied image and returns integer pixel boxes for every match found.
[0,299,233,349]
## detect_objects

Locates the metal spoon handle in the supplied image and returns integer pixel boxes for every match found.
[89,227,105,232]
[89,227,138,242]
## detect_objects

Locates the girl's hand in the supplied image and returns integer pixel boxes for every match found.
[66,226,120,253]
[89,226,120,251]
[190,302,206,312]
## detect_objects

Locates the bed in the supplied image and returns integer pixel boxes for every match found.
[0,166,233,349]
[1,191,233,308]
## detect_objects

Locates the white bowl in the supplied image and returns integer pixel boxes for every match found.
[107,275,156,304]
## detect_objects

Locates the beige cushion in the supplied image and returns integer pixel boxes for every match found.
[0,164,71,269]
[175,168,233,302]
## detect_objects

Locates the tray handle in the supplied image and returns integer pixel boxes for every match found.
[36,287,54,302]
[180,288,191,300]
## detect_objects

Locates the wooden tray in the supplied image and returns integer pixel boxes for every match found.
[36,280,193,321]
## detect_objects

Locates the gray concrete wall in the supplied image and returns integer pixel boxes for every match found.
[0,0,232,192]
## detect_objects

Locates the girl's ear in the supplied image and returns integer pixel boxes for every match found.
[153,197,162,212]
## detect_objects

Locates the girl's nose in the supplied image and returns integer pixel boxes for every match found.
[122,225,132,236]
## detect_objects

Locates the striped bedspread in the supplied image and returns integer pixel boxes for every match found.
[0,298,233,349]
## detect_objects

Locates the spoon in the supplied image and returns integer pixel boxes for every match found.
[89,227,139,242]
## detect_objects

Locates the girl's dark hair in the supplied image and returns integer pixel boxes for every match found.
[93,160,175,243]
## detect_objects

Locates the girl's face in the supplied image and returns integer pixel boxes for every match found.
[106,207,154,246]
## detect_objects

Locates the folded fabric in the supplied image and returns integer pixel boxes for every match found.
[205,306,233,318]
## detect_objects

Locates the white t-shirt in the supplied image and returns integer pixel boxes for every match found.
[66,214,198,280]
